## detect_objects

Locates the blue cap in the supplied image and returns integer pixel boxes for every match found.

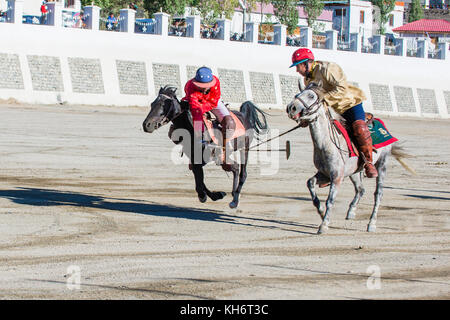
[193,67,216,88]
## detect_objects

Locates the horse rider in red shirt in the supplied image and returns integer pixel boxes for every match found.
[182,66,236,168]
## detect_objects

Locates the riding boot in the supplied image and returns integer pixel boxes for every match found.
[352,120,378,178]
[220,115,235,171]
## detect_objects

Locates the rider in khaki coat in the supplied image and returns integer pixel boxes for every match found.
[290,48,378,178]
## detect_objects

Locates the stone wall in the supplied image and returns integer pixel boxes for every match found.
[0,22,449,119]
[68,58,104,94]
[27,55,64,92]
[0,53,24,90]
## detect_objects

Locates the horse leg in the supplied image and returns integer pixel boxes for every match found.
[307,172,327,219]
[368,156,388,232]
[192,164,226,202]
[318,176,343,234]
[346,172,365,220]
[229,148,248,209]
[192,164,207,203]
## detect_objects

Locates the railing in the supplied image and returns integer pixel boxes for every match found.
[312,34,326,49]
[135,19,156,34]
[286,35,302,47]
[201,25,221,39]
[1,1,448,61]
[230,32,245,42]
[62,10,86,29]
[337,40,352,52]
[169,25,186,37]
[100,16,122,31]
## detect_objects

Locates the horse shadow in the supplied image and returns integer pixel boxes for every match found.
[0,187,317,234]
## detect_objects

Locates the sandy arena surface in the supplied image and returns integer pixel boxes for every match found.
[0,101,449,300]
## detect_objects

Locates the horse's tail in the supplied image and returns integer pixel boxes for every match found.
[391,144,417,175]
[239,101,269,135]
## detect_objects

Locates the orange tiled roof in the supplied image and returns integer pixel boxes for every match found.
[393,19,450,33]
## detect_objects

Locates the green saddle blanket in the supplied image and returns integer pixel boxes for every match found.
[368,118,398,148]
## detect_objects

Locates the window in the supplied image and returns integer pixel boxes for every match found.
[335,9,347,16]
[389,15,394,26]
[360,11,365,24]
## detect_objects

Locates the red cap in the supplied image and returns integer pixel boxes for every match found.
[290,48,314,68]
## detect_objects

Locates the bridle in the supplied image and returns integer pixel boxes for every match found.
[288,88,322,124]
[289,88,351,158]
[152,92,184,127]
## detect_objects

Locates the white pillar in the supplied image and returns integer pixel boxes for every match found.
[216,19,231,41]
[300,27,312,48]
[74,0,81,11]
[371,35,385,55]
[154,12,169,37]
[244,21,259,43]
[350,33,361,53]
[395,37,407,56]
[273,24,287,46]
[47,1,63,27]
[7,0,23,24]
[186,16,201,39]
[83,5,100,30]
[417,40,429,58]
[119,8,135,33]
[325,30,338,50]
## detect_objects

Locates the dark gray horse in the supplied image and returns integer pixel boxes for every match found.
[142,86,268,208]
[287,84,414,234]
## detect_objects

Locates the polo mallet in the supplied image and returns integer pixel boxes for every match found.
[248,140,291,160]
[205,124,300,161]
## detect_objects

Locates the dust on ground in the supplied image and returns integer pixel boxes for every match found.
[0,102,449,299]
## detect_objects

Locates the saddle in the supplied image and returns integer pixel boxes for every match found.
[332,112,398,158]
[202,111,246,145]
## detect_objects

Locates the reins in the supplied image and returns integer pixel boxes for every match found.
[325,107,351,160]
[294,91,351,160]
[157,93,186,125]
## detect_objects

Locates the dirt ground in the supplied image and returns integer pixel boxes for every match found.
[0,101,449,300]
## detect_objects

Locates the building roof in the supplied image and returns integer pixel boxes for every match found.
[393,19,450,33]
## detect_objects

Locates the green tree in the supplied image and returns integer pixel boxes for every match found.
[304,0,324,30]
[371,0,396,34]
[143,0,190,16]
[408,0,424,22]
[271,0,299,34]
[190,0,258,25]
[81,0,145,17]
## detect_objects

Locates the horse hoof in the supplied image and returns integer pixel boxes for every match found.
[198,194,207,203]
[367,224,376,232]
[317,224,328,234]
[229,201,238,209]
[210,191,226,201]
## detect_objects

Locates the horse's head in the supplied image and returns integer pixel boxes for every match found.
[286,82,324,126]
[143,86,182,133]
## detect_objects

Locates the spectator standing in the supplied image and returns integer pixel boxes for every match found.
[40,1,48,25]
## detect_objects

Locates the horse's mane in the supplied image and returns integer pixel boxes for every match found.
[160,85,178,98]
[305,82,348,128]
